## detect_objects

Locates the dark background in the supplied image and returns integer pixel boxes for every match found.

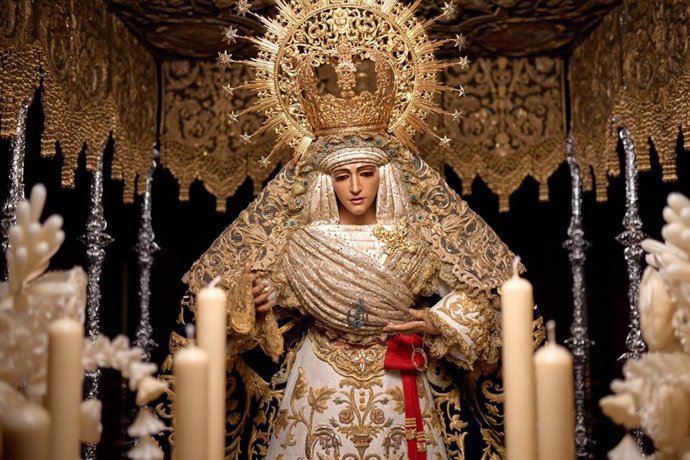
[1,79,688,458]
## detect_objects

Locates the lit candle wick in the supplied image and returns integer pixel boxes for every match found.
[512,256,521,278]
[546,319,556,345]
[185,324,196,341]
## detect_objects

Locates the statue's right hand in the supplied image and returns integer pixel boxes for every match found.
[244,264,276,314]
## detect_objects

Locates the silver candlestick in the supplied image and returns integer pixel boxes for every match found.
[1,96,33,279]
[616,127,647,361]
[133,145,160,361]
[562,132,594,459]
[81,146,113,460]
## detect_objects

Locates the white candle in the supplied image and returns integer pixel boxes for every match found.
[2,403,51,460]
[535,321,575,460]
[47,317,83,460]
[501,258,537,460]
[173,340,209,460]
[196,284,227,460]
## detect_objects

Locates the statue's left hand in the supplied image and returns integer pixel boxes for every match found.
[383,308,440,335]
[244,264,277,313]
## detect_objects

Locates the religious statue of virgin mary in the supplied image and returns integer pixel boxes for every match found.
[161,2,532,458]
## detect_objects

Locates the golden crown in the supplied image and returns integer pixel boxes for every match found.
[220,0,468,168]
[297,46,396,136]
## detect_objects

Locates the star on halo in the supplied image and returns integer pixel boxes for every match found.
[240,132,253,144]
[222,84,235,97]
[440,2,457,20]
[216,51,233,67]
[222,25,240,45]
[454,85,466,97]
[438,135,452,147]
[234,0,251,17]
[451,109,464,122]
[457,56,471,70]
[226,111,239,124]
[451,33,468,51]
[258,155,271,168]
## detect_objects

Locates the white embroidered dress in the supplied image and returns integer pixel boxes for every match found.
[266,224,454,460]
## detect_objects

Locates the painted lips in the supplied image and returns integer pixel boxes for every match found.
[350,197,365,204]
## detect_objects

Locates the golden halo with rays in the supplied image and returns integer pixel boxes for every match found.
[224,0,465,166]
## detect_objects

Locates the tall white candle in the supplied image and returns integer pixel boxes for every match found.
[2,403,51,460]
[501,258,537,460]
[173,339,209,460]
[47,317,83,460]
[197,284,227,460]
[535,321,575,460]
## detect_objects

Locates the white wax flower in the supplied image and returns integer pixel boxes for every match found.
[24,365,47,402]
[113,348,146,378]
[0,380,27,420]
[600,392,638,429]
[126,435,164,460]
[83,335,114,371]
[608,435,647,460]
[80,399,103,444]
[0,320,39,389]
[128,362,157,391]
[135,376,168,406]
[673,309,690,354]
[641,384,690,453]
[681,283,690,307]
[28,268,87,323]
[127,407,167,438]
[639,267,680,351]
[602,348,690,456]
[0,266,86,397]
[6,186,65,294]
[0,185,170,453]
[663,222,690,253]
[661,255,690,285]
[111,335,131,355]
[642,239,688,264]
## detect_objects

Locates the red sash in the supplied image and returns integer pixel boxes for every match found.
[384,334,427,460]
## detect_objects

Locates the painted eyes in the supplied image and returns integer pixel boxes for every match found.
[333,171,376,182]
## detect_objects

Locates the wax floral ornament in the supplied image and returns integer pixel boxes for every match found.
[602,193,690,460]
[0,184,169,460]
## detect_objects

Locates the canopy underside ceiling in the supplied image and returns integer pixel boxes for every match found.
[104,0,621,60]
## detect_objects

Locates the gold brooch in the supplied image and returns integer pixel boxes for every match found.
[373,220,418,264]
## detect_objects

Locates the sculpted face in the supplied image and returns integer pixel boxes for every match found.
[331,162,380,225]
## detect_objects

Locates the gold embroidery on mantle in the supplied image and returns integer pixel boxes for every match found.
[571,0,690,201]
[225,272,255,335]
[427,289,502,371]
[0,0,156,202]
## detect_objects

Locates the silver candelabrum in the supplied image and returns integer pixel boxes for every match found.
[562,133,594,459]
